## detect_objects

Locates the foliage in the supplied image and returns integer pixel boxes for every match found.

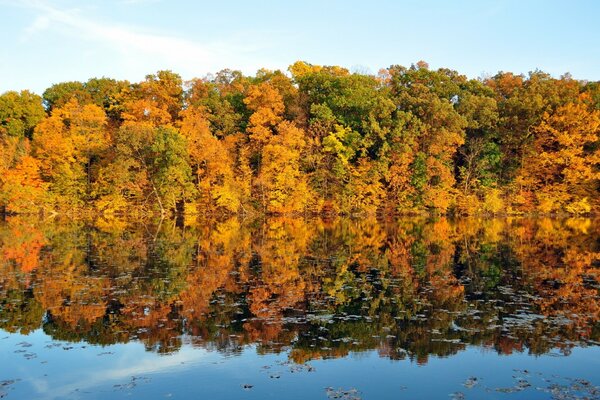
[0,62,598,216]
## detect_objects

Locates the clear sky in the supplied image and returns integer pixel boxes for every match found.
[1,0,599,94]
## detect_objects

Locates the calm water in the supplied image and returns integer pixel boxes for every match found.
[0,216,598,399]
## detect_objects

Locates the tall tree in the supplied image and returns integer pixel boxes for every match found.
[32,99,108,208]
[517,98,600,214]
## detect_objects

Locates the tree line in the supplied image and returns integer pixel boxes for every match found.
[1,61,599,216]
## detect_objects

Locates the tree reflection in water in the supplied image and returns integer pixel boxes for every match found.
[0,216,598,363]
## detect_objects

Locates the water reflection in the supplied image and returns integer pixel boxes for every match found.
[1,216,598,365]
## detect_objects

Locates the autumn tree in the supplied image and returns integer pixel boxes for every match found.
[99,122,194,215]
[257,121,311,214]
[387,63,467,212]
[487,71,580,183]
[0,91,46,212]
[0,156,47,213]
[32,99,108,208]
[185,77,243,137]
[517,98,600,214]
[244,81,284,149]
[121,70,183,125]
[0,90,46,138]
[179,106,241,213]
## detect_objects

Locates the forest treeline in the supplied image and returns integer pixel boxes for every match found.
[1,61,599,216]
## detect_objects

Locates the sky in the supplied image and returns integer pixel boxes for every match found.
[1,0,599,94]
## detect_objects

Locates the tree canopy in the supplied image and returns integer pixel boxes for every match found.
[1,62,598,216]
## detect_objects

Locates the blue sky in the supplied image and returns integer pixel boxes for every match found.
[1,0,599,94]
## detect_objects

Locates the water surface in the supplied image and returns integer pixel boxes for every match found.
[1,217,598,399]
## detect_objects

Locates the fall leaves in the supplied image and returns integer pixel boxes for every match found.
[517,98,600,214]
[0,62,598,216]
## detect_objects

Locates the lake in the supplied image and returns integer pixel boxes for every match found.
[0,216,598,399]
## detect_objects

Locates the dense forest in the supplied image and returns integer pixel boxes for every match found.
[1,61,599,216]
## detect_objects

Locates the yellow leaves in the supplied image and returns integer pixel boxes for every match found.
[120,70,183,125]
[276,120,306,148]
[455,189,505,217]
[485,72,523,98]
[565,197,592,215]
[244,82,285,146]
[244,82,284,113]
[322,125,354,165]
[3,65,600,217]
[288,61,322,79]
[386,149,416,212]
[179,106,210,139]
[427,127,465,159]
[33,113,72,175]
[288,61,349,79]
[483,188,504,214]
[27,98,110,210]
[180,107,220,166]
[122,98,172,125]
[66,101,109,158]
[257,122,310,214]
[213,181,241,213]
[519,100,600,214]
[179,106,240,213]
[423,187,453,214]
[95,192,129,216]
[345,158,384,215]
[34,99,108,170]
[454,193,481,216]
[2,156,48,213]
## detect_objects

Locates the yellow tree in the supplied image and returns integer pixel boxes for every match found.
[243,82,284,149]
[345,157,385,214]
[120,70,183,126]
[0,136,28,212]
[1,156,47,213]
[179,106,240,213]
[257,121,311,214]
[244,81,313,213]
[518,97,600,214]
[32,99,108,208]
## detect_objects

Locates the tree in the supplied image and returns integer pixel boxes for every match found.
[43,81,89,111]
[517,98,600,214]
[179,106,240,213]
[244,82,284,148]
[0,90,45,139]
[109,122,194,215]
[0,156,47,213]
[487,71,580,183]
[121,70,183,125]
[387,64,467,212]
[32,99,108,208]
[256,121,311,214]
